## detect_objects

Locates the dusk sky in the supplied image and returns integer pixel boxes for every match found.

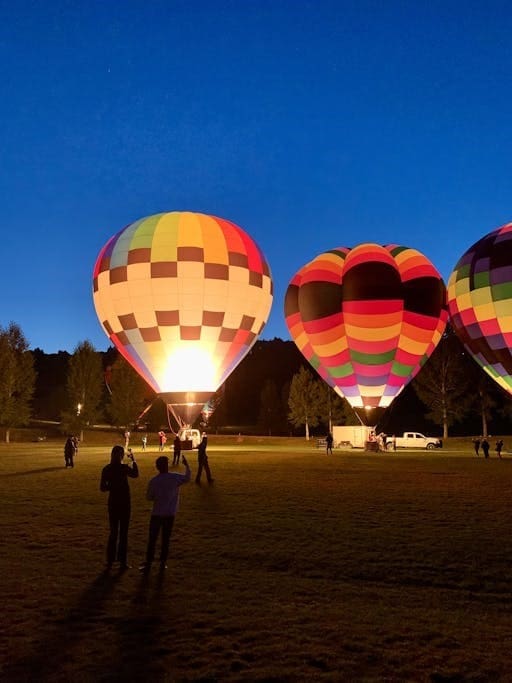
[3,1,512,354]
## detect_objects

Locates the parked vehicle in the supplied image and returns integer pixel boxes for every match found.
[331,427,442,450]
[392,432,442,450]
[332,425,376,448]
[178,427,202,450]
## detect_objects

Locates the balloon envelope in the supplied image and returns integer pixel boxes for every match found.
[93,212,273,420]
[285,243,448,419]
[447,222,512,396]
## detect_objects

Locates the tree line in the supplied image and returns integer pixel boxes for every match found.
[0,322,510,442]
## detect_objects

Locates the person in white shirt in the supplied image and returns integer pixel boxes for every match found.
[139,454,190,573]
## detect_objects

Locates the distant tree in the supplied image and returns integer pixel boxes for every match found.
[412,327,474,438]
[497,391,512,434]
[61,340,103,441]
[281,380,292,434]
[32,349,69,420]
[0,323,36,443]
[288,366,322,439]
[316,382,357,432]
[223,339,304,429]
[464,361,499,438]
[258,379,283,435]
[107,356,149,430]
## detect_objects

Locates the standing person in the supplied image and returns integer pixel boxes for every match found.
[391,435,397,452]
[139,455,191,573]
[325,432,334,455]
[158,430,167,451]
[100,445,139,571]
[173,434,181,466]
[141,434,147,451]
[496,439,504,459]
[473,438,481,456]
[481,438,490,459]
[195,433,213,484]
[124,430,131,449]
[64,436,75,468]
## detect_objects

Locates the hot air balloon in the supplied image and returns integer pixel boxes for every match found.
[447,222,512,396]
[93,212,273,428]
[285,243,448,424]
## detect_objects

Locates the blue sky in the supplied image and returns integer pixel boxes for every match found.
[2,0,512,353]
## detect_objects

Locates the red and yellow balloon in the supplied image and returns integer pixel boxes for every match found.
[285,243,448,422]
[93,211,273,424]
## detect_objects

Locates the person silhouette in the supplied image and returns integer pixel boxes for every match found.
[325,432,334,455]
[496,439,504,459]
[64,436,75,468]
[139,455,191,573]
[195,433,213,484]
[173,435,181,466]
[481,438,490,459]
[100,445,139,570]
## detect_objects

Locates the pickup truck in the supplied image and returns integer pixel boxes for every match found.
[391,432,442,450]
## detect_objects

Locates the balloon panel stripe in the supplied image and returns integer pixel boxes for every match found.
[93,212,272,395]
[448,224,512,398]
[285,241,447,410]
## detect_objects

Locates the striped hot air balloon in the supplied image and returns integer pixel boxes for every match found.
[93,212,273,426]
[285,243,448,423]
[447,222,512,396]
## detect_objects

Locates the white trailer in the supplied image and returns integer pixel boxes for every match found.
[332,425,375,448]
[178,427,202,450]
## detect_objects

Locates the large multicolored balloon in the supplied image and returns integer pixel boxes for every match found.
[93,212,273,424]
[285,243,448,421]
[447,222,512,396]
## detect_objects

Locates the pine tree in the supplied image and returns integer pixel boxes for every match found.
[108,356,150,430]
[316,382,357,432]
[412,327,474,438]
[0,323,36,443]
[61,341,103,441]
[288,366,322,439]
[258,379,283,435]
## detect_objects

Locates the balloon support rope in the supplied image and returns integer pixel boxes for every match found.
[166,403,186,434]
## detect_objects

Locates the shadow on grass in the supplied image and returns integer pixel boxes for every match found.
[2,567,178,682]
[2,570,121,680]
[113,568,177,680]
[0,467,66,477]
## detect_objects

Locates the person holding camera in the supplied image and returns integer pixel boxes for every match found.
[139,454,191,573]
[100,445,139,571]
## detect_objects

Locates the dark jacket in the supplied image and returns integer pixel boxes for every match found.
[100,462,139,507]
[197,437,208,461]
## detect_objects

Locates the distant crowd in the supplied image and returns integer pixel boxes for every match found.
[472,437,504,459]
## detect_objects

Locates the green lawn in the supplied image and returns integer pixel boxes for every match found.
[1,437,512,681]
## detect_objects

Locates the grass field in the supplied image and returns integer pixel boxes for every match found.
[1,436,512,682]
